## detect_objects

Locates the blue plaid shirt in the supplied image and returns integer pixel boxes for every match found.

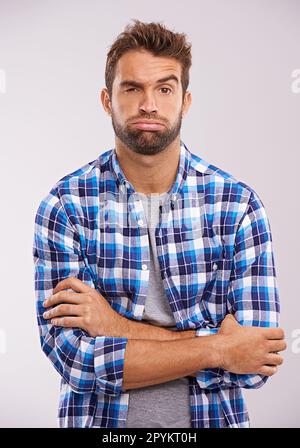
[33,140,280,428]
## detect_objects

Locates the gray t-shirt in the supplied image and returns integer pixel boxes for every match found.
[125,192,191,428]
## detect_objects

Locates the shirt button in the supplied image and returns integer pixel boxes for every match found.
[172,193,177,201]
[137,219,144,226]
[213,263,218,271]
[133,308,140,317]
[142,264,148,271]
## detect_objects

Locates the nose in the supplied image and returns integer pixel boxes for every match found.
[139,91,158,115]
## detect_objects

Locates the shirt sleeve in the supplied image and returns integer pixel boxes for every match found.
[194,189,280,389]
[33,188,128,397]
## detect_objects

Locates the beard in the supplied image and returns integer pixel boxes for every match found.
[111,111,182,156]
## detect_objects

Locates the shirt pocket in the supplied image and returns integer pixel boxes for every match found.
[188,257,228,326]
[187,258,220,300]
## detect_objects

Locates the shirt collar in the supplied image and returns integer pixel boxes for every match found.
[109,139,192,200]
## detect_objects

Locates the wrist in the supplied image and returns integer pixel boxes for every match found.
[103,314,130,338]
[180,329,197,339]
[212,334,226,369]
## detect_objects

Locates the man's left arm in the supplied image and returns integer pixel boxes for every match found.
[194,189,280,389]
[43,279,196,342]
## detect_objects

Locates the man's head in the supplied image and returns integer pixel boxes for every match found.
[101,20,192,156]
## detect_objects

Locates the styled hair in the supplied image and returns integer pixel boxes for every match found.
[105,19,192,99]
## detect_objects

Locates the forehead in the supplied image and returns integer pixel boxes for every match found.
[114,49,181,85]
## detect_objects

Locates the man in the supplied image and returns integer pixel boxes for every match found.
[33,19,286,428]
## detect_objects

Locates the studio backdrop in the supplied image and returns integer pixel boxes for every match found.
[0,0,299,427]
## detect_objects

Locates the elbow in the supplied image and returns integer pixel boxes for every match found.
[40,340,97,395]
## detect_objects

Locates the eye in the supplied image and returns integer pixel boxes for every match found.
[125,88,138,92]
[160,87,172,95]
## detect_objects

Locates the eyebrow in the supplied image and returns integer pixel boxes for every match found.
[119,75,179,89]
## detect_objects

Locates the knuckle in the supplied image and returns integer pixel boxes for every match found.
[86,294,93,304]
[64,304,71,314]
[83,305,89,314]
[83,315,91,325]
[57,304,64,314]
[56,291,63,301]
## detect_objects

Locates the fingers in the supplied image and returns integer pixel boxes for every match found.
[258,365,278,377]
[265,353,284,366]
[262,327,285,340]
[43,290,82,308]
[258,352,285,376]
[43,304,83,320]
[50,316,82,328]
[268,339,287,353]
[53,276,91,294]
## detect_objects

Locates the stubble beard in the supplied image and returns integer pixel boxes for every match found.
[111,111,183,156]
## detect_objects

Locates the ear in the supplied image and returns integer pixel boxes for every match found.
[182,91,192,117]
[100,88,112,116]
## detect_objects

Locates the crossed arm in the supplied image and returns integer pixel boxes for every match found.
[42,276,201,390]
[34,188,284,396]
[42,276,285,391]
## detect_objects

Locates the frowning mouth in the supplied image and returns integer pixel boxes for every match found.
[131,121,165,131]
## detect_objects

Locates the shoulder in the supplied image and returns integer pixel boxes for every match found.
[189,150,265,208]
[35,149,113,217]
[44,149,113,200]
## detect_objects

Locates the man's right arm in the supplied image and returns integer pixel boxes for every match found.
[122,314,286,391]
[122,334,220,391]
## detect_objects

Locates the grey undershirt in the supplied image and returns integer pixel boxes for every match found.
[125,192,191,428]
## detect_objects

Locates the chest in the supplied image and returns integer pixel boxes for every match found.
[83,192,234,328]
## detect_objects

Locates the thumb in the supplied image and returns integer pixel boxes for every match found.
[225,313,237,322]
[219,313,239,332]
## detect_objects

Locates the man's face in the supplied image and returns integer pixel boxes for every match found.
[104,49,191,156]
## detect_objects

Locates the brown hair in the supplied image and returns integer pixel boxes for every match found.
[105,19,192,100]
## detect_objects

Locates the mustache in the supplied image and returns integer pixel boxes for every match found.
[129,115,167,123]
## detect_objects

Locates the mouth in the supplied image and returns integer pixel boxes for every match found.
[131,121,165,131]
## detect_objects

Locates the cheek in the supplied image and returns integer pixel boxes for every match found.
[159,98,182,117]
[168,106,182,124]
[114,101,136,122]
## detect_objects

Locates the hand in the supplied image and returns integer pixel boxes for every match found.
[42,276,127,338]
[217,314,287,376]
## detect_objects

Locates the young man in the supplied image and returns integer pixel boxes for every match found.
[33,20,286,428]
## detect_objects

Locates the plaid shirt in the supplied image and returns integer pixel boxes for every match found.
[33,140,280,428]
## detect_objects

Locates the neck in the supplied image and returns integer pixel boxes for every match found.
[114,136,181,195]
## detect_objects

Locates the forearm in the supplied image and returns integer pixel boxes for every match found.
[122,334,221,391]
[121,317,196,341]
